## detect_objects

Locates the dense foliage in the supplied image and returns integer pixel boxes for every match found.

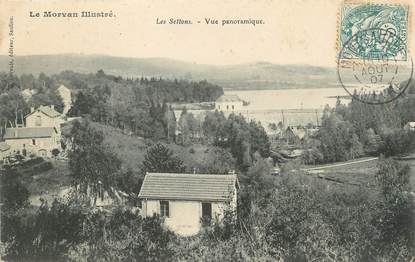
[68,120,123,205]
[202,111,270,170]
[0,70,223,140]
[1,72,414,261]
[3,157,413,261]
[306,85,415,164]
[142,143,186,174]
[65,70,222,139]
[0,73,64,130]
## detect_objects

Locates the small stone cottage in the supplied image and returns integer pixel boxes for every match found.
[138,172,239,236]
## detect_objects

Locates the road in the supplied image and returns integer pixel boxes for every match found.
[302,157,378,171]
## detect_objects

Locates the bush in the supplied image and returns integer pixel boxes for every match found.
[32,161,53,173]
[2,199,85,262]
[380,130,415,156]
[20,157,44,168]
[51,148,60,157]
[73,210,176,261]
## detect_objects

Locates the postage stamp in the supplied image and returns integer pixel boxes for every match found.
[339,3,409,61]
[337,2,413,104]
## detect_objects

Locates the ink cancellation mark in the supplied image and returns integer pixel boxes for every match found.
[337,28,413,104]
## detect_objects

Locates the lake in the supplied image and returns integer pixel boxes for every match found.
[223,87,350,128]
[225,87,349,110]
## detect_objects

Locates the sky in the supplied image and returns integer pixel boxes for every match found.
[0,0,413,67]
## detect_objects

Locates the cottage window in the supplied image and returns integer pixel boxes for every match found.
[32,139,36,145]
[202,202,212,220]
[232,105,234,110]
[226,105,229,110]
[160,200,169,217]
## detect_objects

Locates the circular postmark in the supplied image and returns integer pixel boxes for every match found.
[337,28,413,104]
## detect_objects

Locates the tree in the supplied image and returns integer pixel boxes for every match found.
[68,120,122,206]
[0,168,29,211]
[317,110,359,163]
[374,159,415,259]
[301,147,323,165]
[249,121,270,158]
[349,134,363,159]
[142,143,185,173]
[69,91,90,116]
[178,109,191,144]
[31,199,84,260]
[362,128,381,155]
[30,90,64,114]
[199,147,236,174]
[0,88,28,128]
[380,129,415,157]
[202,111,226,142]
[163,105,176,142]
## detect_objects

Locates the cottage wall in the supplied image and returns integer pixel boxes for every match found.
[142,199,233,236]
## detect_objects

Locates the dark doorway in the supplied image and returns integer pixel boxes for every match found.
[202,202,212,220]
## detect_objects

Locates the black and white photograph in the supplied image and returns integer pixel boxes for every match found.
[0,0,414,261]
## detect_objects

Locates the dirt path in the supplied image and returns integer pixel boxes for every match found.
[302,157,378,171]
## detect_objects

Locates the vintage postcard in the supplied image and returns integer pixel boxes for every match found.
[0,0,414,261]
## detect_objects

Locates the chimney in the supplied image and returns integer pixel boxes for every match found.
[14,129,18,137]
[30,107,34,113]
[50,105,55,110]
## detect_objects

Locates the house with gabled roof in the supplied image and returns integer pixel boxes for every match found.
[138,172,239,236]
[0,105,66,160]
[3,127,60,157]
[25,105,65,133]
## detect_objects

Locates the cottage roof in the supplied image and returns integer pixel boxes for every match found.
[0,142,10,151]
[138,173,239,201]
[26,105,61,118]
[4,127,56,139]
[406,122,415,128]
[216,94,242,103]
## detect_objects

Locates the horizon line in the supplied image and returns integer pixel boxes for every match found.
[0,53,335,69]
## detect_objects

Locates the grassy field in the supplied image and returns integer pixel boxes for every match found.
[307,157,415,191]
[90,121,219,173]
[23,121,218,206]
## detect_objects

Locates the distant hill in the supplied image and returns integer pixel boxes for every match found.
[0,54,338,89]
